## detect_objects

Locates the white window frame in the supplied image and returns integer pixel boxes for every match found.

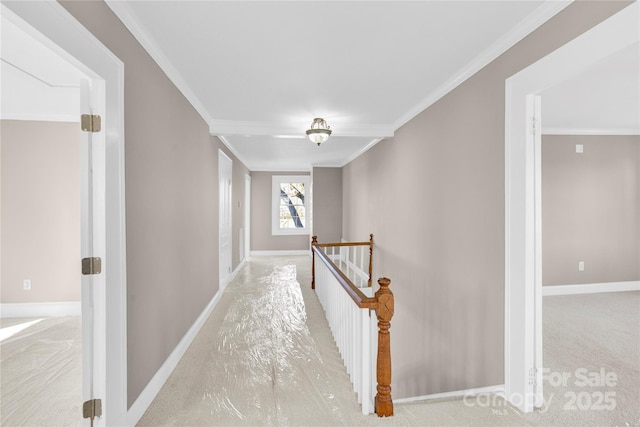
[272,175,310,236]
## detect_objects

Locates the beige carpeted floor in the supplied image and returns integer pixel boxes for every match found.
[0,316,82,426]
[1,257,638,426]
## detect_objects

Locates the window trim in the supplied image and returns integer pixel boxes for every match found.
[272,175,310,236]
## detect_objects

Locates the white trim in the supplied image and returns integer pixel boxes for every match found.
[104,1,215,128]
[338,138,384,168]
[543,127,640,136]
[272,175,311,236]
[244,174,251,261]
[230,259,246,283]
[219,149,233,291]
[392,1,572,131]
[251,167,312,173]
[250,250,310,257]
[126,289,223,426]
[2,2,129,425]
[0,302,81,318]
[504,1,639,414]
[0,113,79,122]
[543,281,640,296]
[209,120,394,139]
[216,135,252,172]
[395,385,505,404]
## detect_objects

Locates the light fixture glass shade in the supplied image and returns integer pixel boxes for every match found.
[306,118,332,146]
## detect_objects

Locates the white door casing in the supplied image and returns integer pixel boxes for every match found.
[244,174,251,260]
[80,78,107,426]
[219,150,233,290]
[1,2,128,424]
[504,2,639,413]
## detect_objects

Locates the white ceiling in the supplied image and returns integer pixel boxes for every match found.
[3,2,637,170]
[1,15,85,122]
[541,41,640,135]
[105,0,572,171]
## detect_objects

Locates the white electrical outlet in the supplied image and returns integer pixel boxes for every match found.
[578,261,585,271]
[576,144,584,154]
[23,279,32,291]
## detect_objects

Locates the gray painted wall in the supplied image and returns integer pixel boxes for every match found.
[61,1,250,406]
[250,171,309,251]
[60,0,633,407]
[342,1,629,399]
[1,120,81,303]
[542,135,640,286]
[312,167,342,243]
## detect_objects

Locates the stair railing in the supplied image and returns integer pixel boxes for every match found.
[311,235,394,417]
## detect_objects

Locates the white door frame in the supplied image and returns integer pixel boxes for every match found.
[218,150,233,290]
[504,2,639,413]
[2,2,128,425]
[244,174,251,260]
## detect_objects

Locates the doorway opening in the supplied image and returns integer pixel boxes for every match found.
[219,149,233,291]
[1,2,127,425]
[504,1,639,413]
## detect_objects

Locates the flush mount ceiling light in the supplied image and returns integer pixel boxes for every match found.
[306,118,332,146]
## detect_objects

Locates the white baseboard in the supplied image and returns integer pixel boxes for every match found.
[394,384,505,404]
[230,258,246,282]
[250,250,310,257]
[127,288,223,426]
[543,281,640,296]
[0,302,81,318]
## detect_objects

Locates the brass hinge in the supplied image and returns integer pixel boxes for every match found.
[82,257,102,275]
[81,114,102,132]
[83,398,102,421]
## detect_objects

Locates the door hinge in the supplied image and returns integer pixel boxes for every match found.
[81,114,102,132]
[529,367,538,386]
[82,257,102,275]
[83,398,102,421]
[530,116,537,136]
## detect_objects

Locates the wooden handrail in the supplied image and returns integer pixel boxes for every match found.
[313,245,377,309]
[312,234,373,288]
[314,241,370,247]
[311,234,394,417]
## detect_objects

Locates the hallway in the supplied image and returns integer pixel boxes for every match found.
[138,256,364,425]
[138,257,639,426]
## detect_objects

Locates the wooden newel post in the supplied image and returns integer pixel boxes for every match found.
[375,277,394,416]
[311,235,318,290]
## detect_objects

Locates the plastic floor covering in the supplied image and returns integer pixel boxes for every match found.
[1,257,637,426]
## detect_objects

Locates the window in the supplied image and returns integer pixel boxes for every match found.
[272,175,310,235]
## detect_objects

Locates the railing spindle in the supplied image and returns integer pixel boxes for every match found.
[312,234,393,417]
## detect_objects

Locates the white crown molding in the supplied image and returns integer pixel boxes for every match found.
[215,135,254,171]
[542,127,640,136]
[339,137,385,167]
[210,119,394,138]
[250,167,312,173]
[105,1,215,127]
[392,0,573,132]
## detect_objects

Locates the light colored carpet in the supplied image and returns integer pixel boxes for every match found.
[0,316,82,427]
[139,257,640,426]
[1,258,637,426]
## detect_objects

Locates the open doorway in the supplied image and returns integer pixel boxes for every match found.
[1,2,127,425]
[0,11,86,425]
[504,1,639,414]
